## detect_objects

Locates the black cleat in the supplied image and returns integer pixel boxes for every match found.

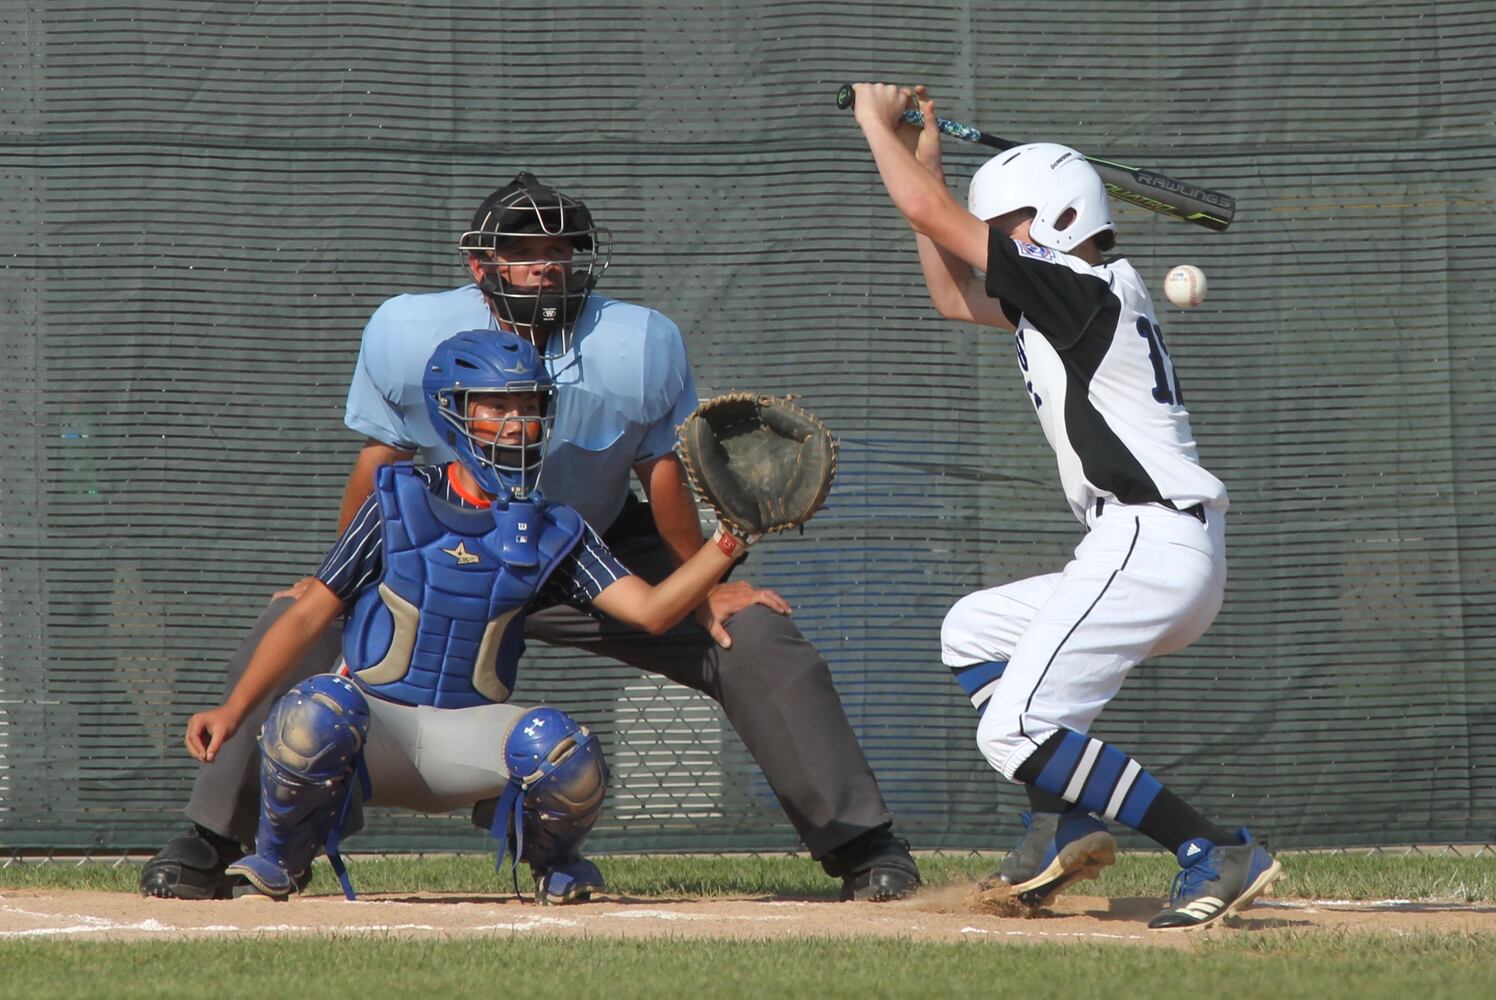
[138,824,248,900]
[821,825,922,902]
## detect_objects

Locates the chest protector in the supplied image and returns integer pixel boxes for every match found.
[343,464,584,709]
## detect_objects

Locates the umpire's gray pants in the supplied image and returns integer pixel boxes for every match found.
[184,509,890,858]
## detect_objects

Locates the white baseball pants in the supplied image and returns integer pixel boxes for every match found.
[941,502,1226,781]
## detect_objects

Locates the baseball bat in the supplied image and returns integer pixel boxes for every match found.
[834,83,1235,233]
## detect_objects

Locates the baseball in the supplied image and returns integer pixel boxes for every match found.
[1163,265,1207,308]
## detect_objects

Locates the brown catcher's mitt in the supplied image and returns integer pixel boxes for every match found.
[676,393,838,540]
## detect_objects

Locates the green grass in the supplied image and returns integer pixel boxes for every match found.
[3,934,1496,1000]
[6,855,1496,999]
[5,851,1495,902]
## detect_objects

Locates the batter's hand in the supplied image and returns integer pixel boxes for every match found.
[185,706,241,764]
[694,580,793,649]
[912,85,945,178]
[851,82,916,132]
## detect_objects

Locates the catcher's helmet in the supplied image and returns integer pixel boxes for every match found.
[423,330,554,500]
[459,172,612,355]
[967,143,1113,252]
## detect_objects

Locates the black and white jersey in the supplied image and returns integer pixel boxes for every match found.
[985,232,1228,524]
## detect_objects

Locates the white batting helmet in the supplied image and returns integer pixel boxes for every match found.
[967,143,1114,252]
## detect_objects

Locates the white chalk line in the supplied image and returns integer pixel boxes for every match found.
[0,902,581,940]
[605,909,793,923]
[961,926,1145,941]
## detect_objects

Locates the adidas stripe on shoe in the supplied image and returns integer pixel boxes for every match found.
[1147,827,1282,931]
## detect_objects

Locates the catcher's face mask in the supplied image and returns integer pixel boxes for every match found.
[422,329,556,502]
[441,386,554,500]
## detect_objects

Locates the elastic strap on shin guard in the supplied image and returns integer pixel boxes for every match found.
[490,707,608,900]
[491,777,527,896]
[325,755,373,900]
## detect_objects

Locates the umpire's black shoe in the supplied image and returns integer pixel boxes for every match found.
[138,824,247,900]
[820,824,922,902]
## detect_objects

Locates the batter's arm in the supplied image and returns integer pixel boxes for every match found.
[916,236,1015,331]
[853,83,991,272]
[908,88,1015,331]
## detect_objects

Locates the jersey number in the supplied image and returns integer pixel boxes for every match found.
[1136,317,1183,405]
[1014,330,1042,409]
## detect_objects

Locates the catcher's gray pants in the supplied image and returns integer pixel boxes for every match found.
[184,500,890,858]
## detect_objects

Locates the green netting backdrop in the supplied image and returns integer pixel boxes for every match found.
[2,1,1494,854]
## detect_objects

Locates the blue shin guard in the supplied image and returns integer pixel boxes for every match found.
[226,675,371,900]
[489,706,609,902]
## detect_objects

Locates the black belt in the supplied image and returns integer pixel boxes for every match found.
[1094,497,1206,524]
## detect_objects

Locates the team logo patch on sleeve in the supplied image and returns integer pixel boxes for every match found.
[1016,240,1057,262]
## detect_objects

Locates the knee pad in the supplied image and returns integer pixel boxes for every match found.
[249,675,371,896]
[260,673,370,782]
[493,707,609,870]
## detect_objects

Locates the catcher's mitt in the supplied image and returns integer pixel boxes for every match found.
[677,392,837,541]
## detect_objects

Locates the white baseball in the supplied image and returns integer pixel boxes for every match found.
[1163,265,1207,308]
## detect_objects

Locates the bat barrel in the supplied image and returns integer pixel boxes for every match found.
[830,84,1233,230]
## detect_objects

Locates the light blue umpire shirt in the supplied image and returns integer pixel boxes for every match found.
[343,284,699,532]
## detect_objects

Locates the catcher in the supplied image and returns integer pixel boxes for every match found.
[184,329,836,901]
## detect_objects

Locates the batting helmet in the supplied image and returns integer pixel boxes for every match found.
[423,330,555,500]
[967,143,1114,253]
[458,172,612,354]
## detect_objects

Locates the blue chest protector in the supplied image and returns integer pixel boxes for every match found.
[342,464,584,709]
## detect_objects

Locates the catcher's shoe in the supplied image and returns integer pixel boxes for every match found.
[533,855,605,905]
[990,809,1117,908]
[821,825,922,902]
[1148,828,1282,931]
[226,862,316,900]
[138,824,247,900]
[224,853,313,901]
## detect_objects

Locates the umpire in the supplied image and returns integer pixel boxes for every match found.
[141,172,920,902]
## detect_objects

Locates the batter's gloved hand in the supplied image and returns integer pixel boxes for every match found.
[676,393,837,545]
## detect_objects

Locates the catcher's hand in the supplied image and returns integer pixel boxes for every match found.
[676,392,837,545]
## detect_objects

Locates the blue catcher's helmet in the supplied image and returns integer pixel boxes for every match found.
[423,330,555,500]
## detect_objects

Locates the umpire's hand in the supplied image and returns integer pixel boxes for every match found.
[694,581,792,649]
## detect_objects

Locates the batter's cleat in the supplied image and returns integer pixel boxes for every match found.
[138,824,248,900]
[1147,828,1282,931]
[821,825,922,902]
[991,809,1117,908]
[224,853,309,901]
[533,855,605,905]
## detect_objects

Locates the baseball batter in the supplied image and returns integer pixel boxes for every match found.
[852,83,1280,930]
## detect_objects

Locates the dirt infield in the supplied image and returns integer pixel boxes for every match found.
[6,887,1496,944]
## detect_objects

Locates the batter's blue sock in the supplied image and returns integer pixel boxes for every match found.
[1012,729,1234,853]
[949,660,1007,715]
